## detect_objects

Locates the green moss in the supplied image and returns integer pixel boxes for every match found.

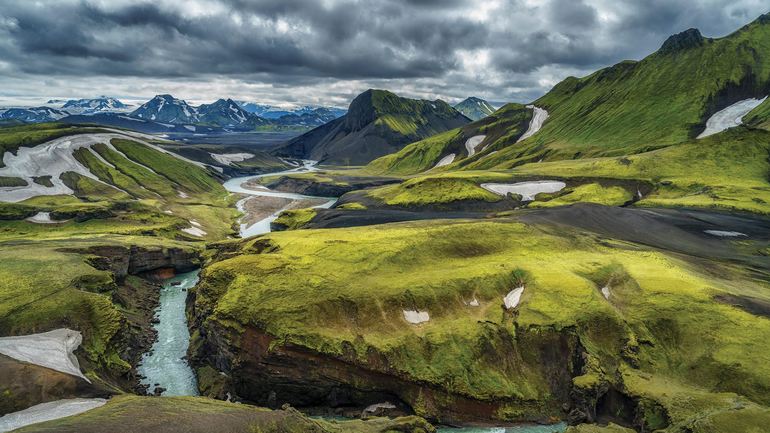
[0,176,28,187]
[337,202,367,210]
[273,208,317,230]
[513,128,770,214]
[111,139,225,197]
[529,183,633,208]
[365,171,510,206]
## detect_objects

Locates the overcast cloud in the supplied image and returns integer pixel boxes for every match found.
[0,0,767,107]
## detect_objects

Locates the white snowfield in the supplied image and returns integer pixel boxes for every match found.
[0,132,208,202]
[504,287,525,309]
[481,180,566,201]
[517,105,549,142]
[697,96,767,139]
[27,212,58,224]
[210,152,255,166]
[704,230,747,238]
[601,286,611,300]
[464,135,486,157]
[0,398,107,433]
[403,310,430,324]
[182,226,207,237]
[432,153,456,169]
[0,328,89,382]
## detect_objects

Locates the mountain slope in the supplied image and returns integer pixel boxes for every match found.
[467,15,770,168]
[273,89,470,165]
[366,103,533,175]
[454,96,496,120]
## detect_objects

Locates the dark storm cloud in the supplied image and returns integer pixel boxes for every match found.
[0,0,767,105]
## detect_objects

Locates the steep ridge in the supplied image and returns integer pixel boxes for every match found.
[272,89,470,165]
[366,103,532,175]
[470,14,770,167]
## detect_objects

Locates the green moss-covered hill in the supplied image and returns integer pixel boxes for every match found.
[191,215,770,430]
[273,89,470,165]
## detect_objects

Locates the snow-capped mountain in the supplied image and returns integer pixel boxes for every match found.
[237,101,346,120]
[130,94,199,123]
[0,107,70,122]
[60,96,132,115]
[197,98,267,128]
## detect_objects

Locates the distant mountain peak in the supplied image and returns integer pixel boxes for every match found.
[454,96,495,121]
[660,28,707,54]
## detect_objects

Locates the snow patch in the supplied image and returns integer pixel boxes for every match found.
[0,329,89,382]
[704,230,747,238]
[182,226,207,237]
[464,135,486,157]
[177,190,189,199]
[468,298,480,307]
[190,220,201,227]
[697,97,767,139]
[403,310,430,324]
[210,152,255,166]
[26,212,58,224]
[504,286,524,309]
[517,106,549,142]
[601,286,611,300]
[481,180,566,201]
[0,398,106,433]
[432,153,456,169]
[183,125,196,132]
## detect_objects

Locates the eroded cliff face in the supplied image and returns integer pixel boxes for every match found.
[62,245,201,282]
[189,299,582,424]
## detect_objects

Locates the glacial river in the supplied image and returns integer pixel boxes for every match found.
[138,270,200,396]
[222,160,336,237]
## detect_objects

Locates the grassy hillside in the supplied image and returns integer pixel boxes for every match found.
[193,217,770,429]
[366,103,532,175]
[273,89,470,165]
[455,15,770,172]
[514,127,770,214]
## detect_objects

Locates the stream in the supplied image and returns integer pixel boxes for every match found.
[138,270,200,396]
[222,160,337,237]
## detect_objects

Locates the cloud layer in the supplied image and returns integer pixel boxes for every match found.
[0,0,767,107]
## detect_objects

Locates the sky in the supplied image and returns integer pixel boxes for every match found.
[0,0,767,108]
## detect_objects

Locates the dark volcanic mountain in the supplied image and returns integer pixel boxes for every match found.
[272,89,471,164]
[454,97,496,120]
[197,98,268,128]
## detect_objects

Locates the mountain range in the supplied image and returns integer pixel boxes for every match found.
[0,95,348,132]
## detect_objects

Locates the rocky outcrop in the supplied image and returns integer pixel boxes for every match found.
[659,28,707,54]
[61,245,200,282]
[0,355,112,415]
